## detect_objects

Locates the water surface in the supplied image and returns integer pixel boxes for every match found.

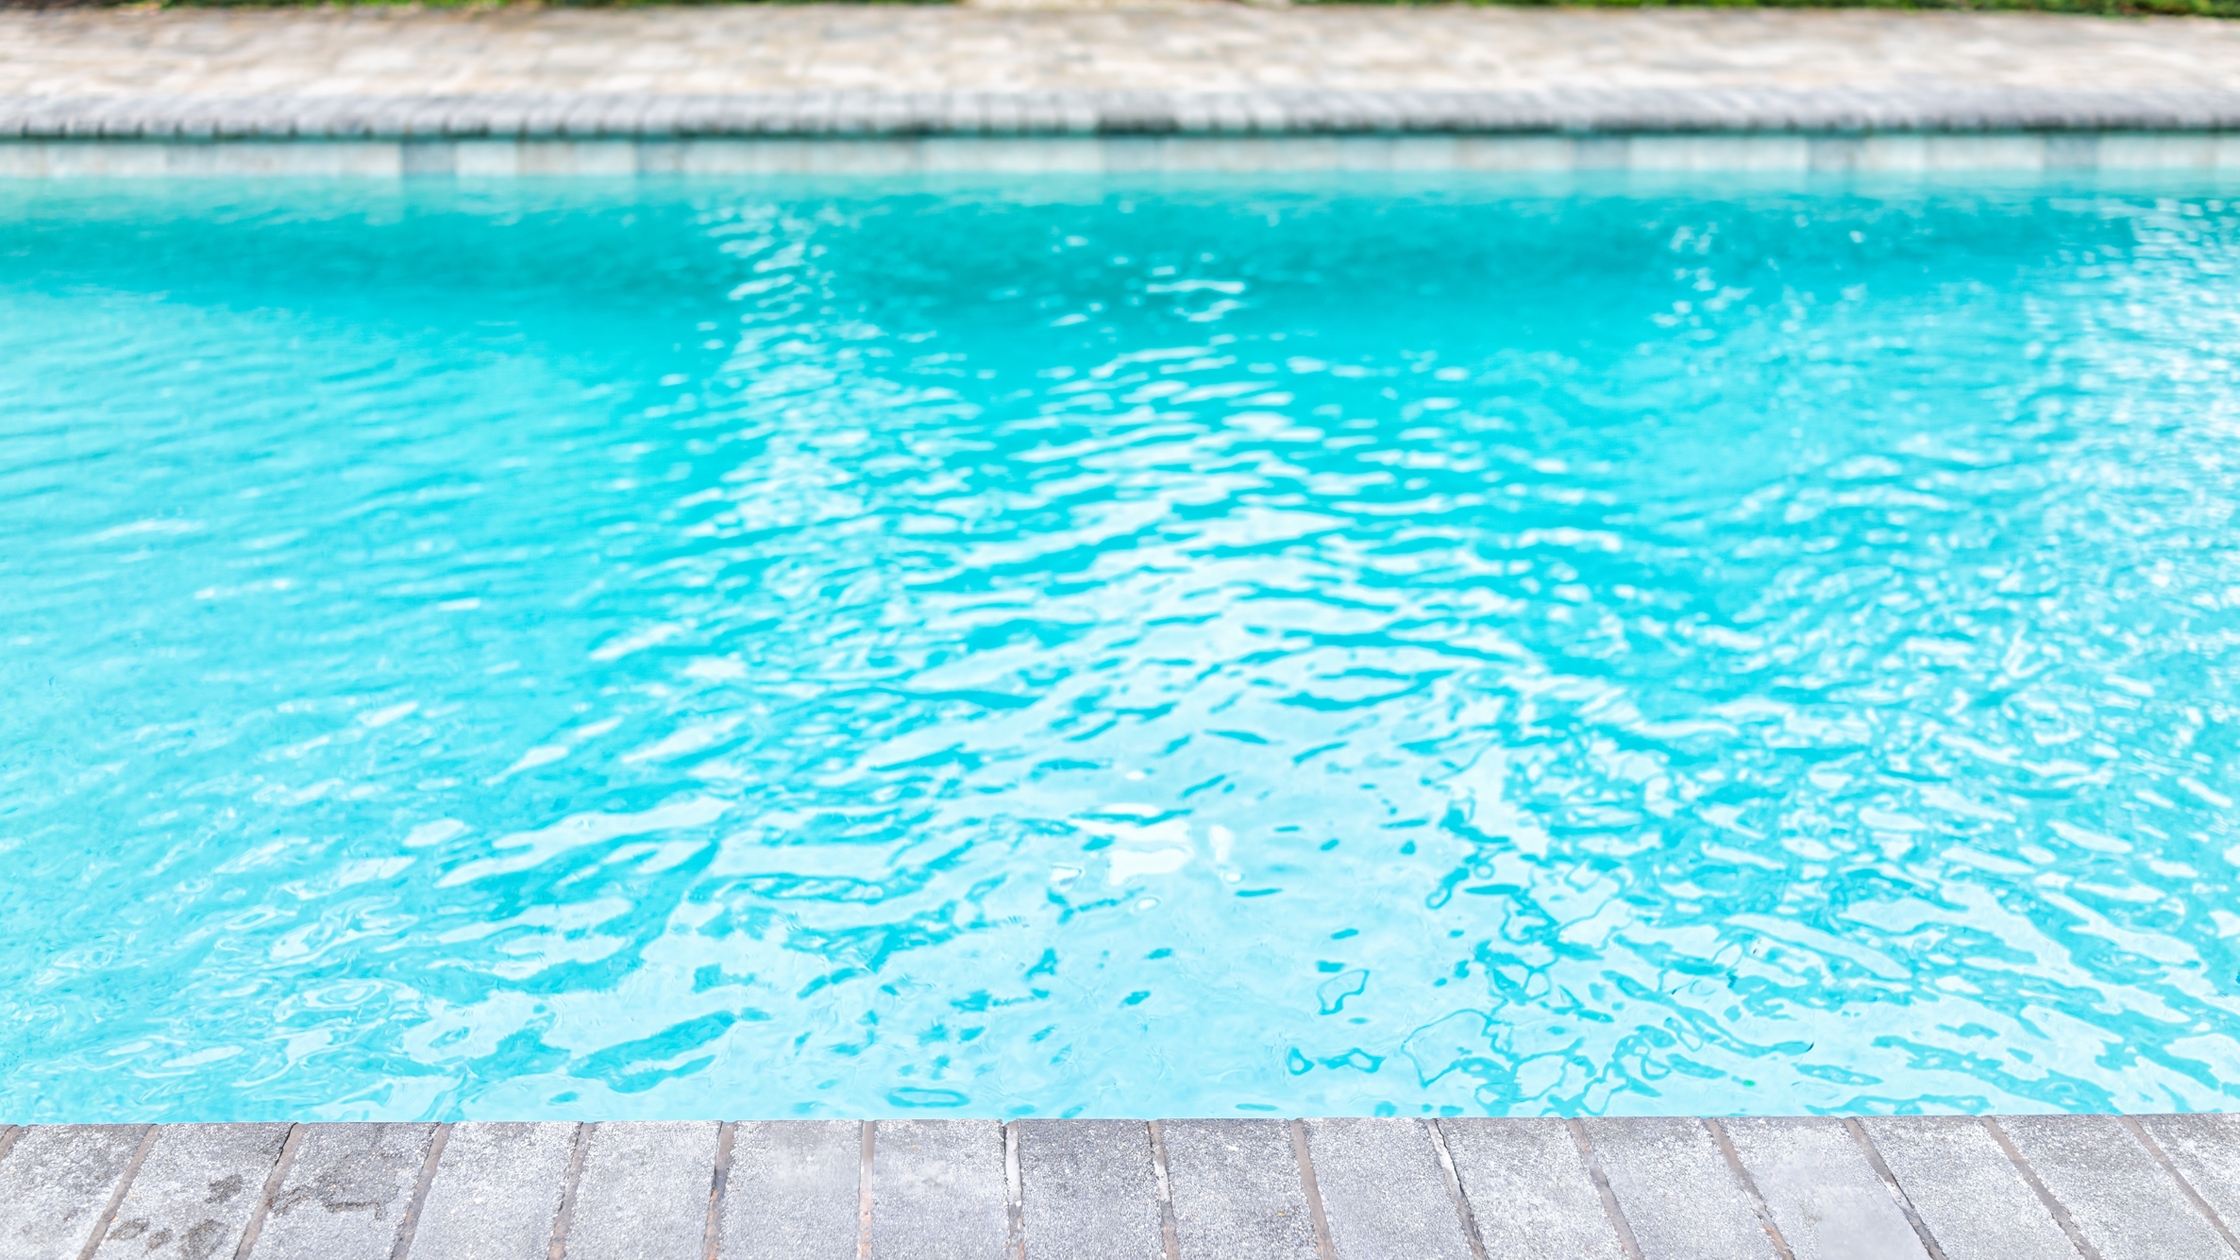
[5,175,2240,1121]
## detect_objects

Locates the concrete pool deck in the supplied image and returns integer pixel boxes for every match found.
[5,1114,2240,1258]
[6,5,2240,174]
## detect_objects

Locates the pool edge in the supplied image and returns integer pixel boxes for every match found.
[7,129,2240,177]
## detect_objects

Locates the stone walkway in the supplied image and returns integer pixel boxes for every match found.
[4,6,2240,137]
[4,1115,2240,1259]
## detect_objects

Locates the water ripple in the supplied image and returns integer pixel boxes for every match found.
[4,178,2240,1121]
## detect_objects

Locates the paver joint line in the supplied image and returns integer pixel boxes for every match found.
[703,1121,736,1260]
[854,1119,874,1260]
[1566,1119,1646,1260]
[1980,1117,2103,1260]
[1146,1120,1182,1260]
[547,1122,592,1260]
[1425,1119,1492,1260]
[390,1122,452,1260]
[235,1123,306,1260]
[1287,1118,1339,1260]
[1003,1120,1026,1260]
[1705,1118,1798,1260]
[76,1124,155,1260]
[1841,1117,1950,1260]
[2120,1115,2240,1256]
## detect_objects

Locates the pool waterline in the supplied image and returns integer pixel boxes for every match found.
[7,131,2240,180]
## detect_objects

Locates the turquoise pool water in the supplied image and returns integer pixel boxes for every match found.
[5,175,2240,1123]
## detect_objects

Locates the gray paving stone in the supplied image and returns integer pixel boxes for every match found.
[1857,1117,2073,1260]
[1158,1120,1317,1260]
[1016,1119,1162,1260]
[408,1121,577,1260]
[2139,1114,2240,1241]
[255,1122,434,1260]
[719,1120,860,1260]
[564,1121,723,1260]
[1579,1117,1774,1260]
[2,1114,2232,1260]
[90,1124,289,1260]
[1996,1113,2236,1260]
[1720,1118,1925,1260]
[1300,1119,1471,1260]
[0,1125,148,1260]
[868,1120,1007,1260]
[1438,1120,1627,1260]
[10,9,2240,144]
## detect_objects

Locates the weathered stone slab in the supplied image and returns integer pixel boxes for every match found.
[2137,1113,2240,1239]
[720,1120,861,1260]
[0,1125,147,1260]
[1858,1116,2074,1260]
[1440,1119,1627,1260]
[1300,1118,1471,1260]
[255,1122,434,1260]
[1016,1119,1162,1260]
[1721,1118,1925,1260]
[90,1124,289,1260]
[408,1122,577,1260]
[1996,1114,2236,1260]
[12,8,2240,141]
[868,1120,1007,1260]
[564,1121,723,1260]
[1579,1117,1774,1260]
[1158,1120,1317,1260]
[1,1113,2231,1260]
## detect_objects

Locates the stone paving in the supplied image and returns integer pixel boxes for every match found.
[5,6,2240,137]
[4,1114,2240,1259]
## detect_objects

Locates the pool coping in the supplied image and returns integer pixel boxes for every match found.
[8,127,2240,178]
[12,88,2240,176]
[12,86,2240,141]
[6,1114,2238,1259]
[12,7,2240,173]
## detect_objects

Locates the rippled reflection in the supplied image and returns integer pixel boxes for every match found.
[5,176,2240,1122]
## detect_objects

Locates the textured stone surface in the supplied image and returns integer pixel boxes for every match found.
[564,1121,723,1260]
[2139,1113,2240,1239]
[1016,1120,1162,1260]
[721,1121,861,1260]
[256,1122,434,1260]
[1159,1120,1317,1260]
[1580,1117,1774,1260]
[0,1125,146,1260]
[1301,1118,1471,1260]
[1996,1114,2236,1260]
[1722,1118,1926,1260]
[1440,1119,1628,1260]
[868,1120,1008,1260]
[1859,1116,2074,1260]
[90,1124,290,1260]
[9,7,2240,100]
[409,1122,577,1260]
[0,1115,2232,1260]
[4,7,2240,139]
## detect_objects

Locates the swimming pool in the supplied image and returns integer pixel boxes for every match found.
[5,174,2239,1123]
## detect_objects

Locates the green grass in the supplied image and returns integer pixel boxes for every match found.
[1438,0,2240,17]
[53,0,2240,17]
